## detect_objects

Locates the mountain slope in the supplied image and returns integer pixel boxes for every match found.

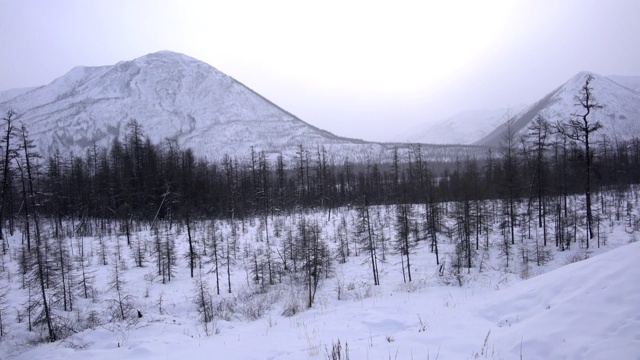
[476,72,640,147]
[397,105,527,145]
[0,86,37,104]
[607,74,640,92]
[0,51,391,162]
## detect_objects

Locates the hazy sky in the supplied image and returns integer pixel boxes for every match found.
[1,0,639,142]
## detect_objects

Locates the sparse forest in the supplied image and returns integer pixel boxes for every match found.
[0,115,636,228]
[0,77,639,358]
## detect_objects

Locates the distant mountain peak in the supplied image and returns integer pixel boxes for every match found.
[573,70,598,78]
[474,71,640,147]
[146,49,187,57]
[127,51,209,69]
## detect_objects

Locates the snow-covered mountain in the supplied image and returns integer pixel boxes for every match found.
[475,72,640,147]
[397,105,528,145]
[0,51,396,163]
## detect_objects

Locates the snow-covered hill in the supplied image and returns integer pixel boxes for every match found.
[0,51,394,163]
[476,72,640,147]
[397,105,528,145]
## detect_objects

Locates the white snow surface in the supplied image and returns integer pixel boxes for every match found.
[1,205,638,360]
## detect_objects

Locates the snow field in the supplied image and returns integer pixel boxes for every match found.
[0,203,638,359]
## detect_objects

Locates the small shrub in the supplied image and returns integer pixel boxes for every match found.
[235,287,279,321]
[281,286,304,317]
[563,249,590,265]
[213,297,236,321]
[385,335,395,343]
[325,339,349,360]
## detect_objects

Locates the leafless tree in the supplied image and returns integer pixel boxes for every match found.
[0,110,18,243]
[556,74,603,246]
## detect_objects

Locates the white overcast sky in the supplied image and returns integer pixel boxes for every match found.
[1,0,639,142]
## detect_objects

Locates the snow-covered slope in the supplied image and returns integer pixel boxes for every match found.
[476,72,640,147]
[398,105,528,145]
[607,74,640,93]
[0,86,37,104]
[0,51,392,163]
[479,240,640,359]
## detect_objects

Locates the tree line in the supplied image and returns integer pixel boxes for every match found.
[0,113,639,243]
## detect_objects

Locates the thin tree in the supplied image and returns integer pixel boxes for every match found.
[18,124,56,341]
[556,74,603,245]
[356,196,380,286]
[75,235,95,299]
[394,203,413,282]
[185,210,196,278]
[207,220,221,295]
[500,118,519,246]
[0,284,7,338]
[527,116,552,245]
[226,218,238,293]
[0,110,17,242]
[193,268,213,325]
[107,253,132,321]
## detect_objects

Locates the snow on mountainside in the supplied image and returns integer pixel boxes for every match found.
[0,51,394,163]
[475,72,640,147]
[0,86,37,104]
[397,105,528,145]
[607,74,640,93]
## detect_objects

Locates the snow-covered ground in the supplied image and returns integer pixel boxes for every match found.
[0,202,638,360]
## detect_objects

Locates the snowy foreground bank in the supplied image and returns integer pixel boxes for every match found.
[5,242,637,360]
